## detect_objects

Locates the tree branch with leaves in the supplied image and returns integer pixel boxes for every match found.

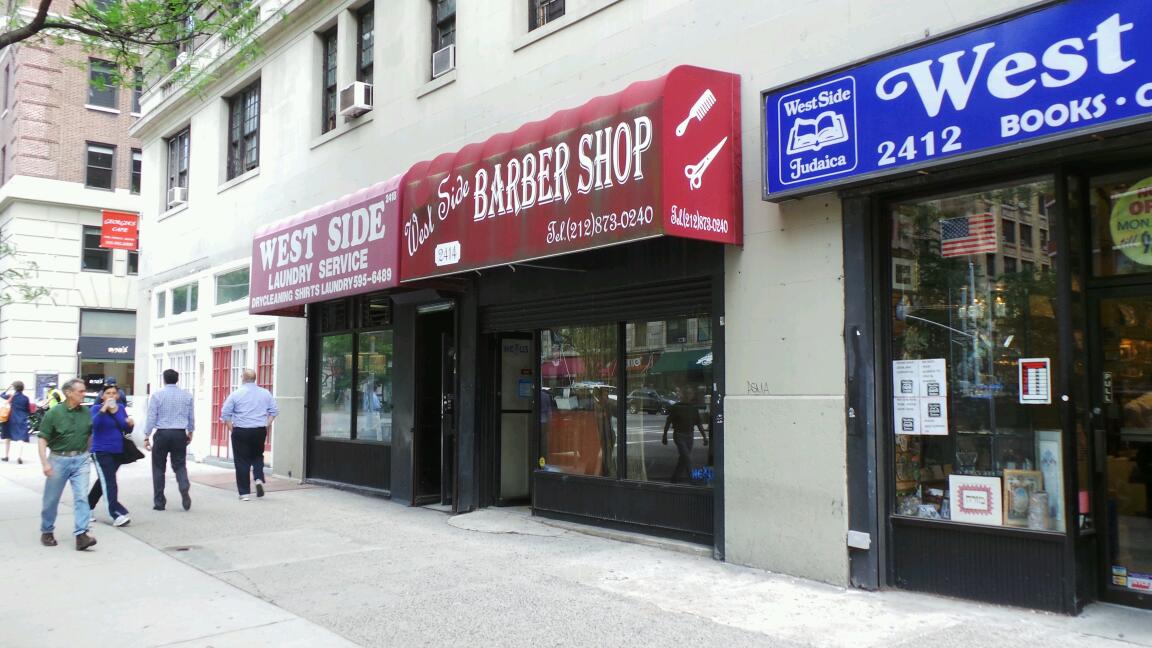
[1,0,264,92]
[0,240,49,306]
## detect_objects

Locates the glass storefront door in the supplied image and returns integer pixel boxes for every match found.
[1092,290,1152,607]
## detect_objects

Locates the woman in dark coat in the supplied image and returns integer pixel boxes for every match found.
[2,381,32,464]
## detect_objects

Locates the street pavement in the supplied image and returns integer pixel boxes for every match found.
[1,457,1150,648]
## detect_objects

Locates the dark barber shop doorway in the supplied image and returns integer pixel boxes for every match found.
[414,303,457,507]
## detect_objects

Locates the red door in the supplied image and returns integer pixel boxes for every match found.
[211,346,232,458]
[256,340,275,451]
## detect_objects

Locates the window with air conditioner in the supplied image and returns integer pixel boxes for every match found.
[339,81,373,118]
[432,0,456,78]
[166,128,190,208]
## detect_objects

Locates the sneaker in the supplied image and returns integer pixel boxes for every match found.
[113,515,131,527]
[75,532,97,551]
[16,457,22,464]
[239,494,250,501]
[255,480,265,498]
[181,491,192,511]
[40,533,57,547]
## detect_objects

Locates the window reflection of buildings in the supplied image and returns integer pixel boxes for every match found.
[624,317,712,388]
[891,191,1054,285]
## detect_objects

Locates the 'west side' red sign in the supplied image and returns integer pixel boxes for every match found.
[249,176,402,315]
[400,65,741,281]
[99,210,139,250]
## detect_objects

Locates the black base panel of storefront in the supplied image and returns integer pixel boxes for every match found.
[532,471,713,545]
[891,518,1068,612]
[308,440,391,492]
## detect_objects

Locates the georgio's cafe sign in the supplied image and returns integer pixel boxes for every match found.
[249,66,741,314]
[762,0,1152,200]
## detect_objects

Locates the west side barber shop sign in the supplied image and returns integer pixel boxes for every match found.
[401,65,742,280]
[763,0,1152,199]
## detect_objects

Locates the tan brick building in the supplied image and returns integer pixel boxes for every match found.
[0,1,142,400]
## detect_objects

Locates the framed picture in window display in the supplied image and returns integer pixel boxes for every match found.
[889,177,1064,532]
[949,474,1003,526]
[1003,469,1043,528]
[1034,430,1064,529]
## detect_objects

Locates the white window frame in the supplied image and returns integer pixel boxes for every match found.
[230,344,248,392]
[168,350,197,396]
[171,281,199,316]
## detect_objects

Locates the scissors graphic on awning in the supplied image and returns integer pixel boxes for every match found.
[684,137,728,190]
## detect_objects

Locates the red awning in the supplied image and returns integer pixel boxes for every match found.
[247,65,742,314]
[399,65,742,281]
[541,356,586,379]
[249,175,403,315]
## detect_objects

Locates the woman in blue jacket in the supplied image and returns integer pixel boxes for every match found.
[2,381,32,464]
[90,384,134,527]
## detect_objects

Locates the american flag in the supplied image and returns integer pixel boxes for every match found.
[940,213,997,258]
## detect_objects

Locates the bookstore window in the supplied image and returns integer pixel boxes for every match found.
[890,177,1065,533]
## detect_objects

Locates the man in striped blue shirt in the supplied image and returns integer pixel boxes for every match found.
[145,369,195,511]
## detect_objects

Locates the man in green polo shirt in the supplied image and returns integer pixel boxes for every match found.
[38,378,97,550]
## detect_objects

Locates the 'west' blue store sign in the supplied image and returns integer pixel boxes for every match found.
[763,0,1152,199]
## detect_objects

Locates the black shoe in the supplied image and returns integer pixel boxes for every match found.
[181,491,191,511]
[16,457,22,464]
[153,505,165,511]
[255,481,265,498]
[40,533,56,546]
[75,532,97,551]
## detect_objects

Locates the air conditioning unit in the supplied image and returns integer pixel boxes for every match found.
[432,44,455,79]
[339,81,373,118]
[167,186,187,208]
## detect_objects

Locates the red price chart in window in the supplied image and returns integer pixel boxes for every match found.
[1018,358,1051,405]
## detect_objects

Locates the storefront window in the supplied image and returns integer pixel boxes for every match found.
[355,330,393,443]
[890,177,1065,532]
[1091,168,1152,278]
[624,317,713,485]
[319,334,353,439]
[539,325,617,477]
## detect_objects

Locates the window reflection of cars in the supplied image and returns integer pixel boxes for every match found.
[627,388,675,415]
[545,382,617,411]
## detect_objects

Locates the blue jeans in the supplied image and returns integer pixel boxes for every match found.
[91,452,129,519]
[40,454,92,537]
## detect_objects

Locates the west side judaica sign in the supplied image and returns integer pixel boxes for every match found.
[763,0,1152,199]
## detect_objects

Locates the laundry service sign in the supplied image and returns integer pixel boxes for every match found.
[763,0,1152,199]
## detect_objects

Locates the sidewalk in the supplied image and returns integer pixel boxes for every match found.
[1,458,1150,648]
[0,460,356,648]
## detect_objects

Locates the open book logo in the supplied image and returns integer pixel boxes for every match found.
[786,110,850,155]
